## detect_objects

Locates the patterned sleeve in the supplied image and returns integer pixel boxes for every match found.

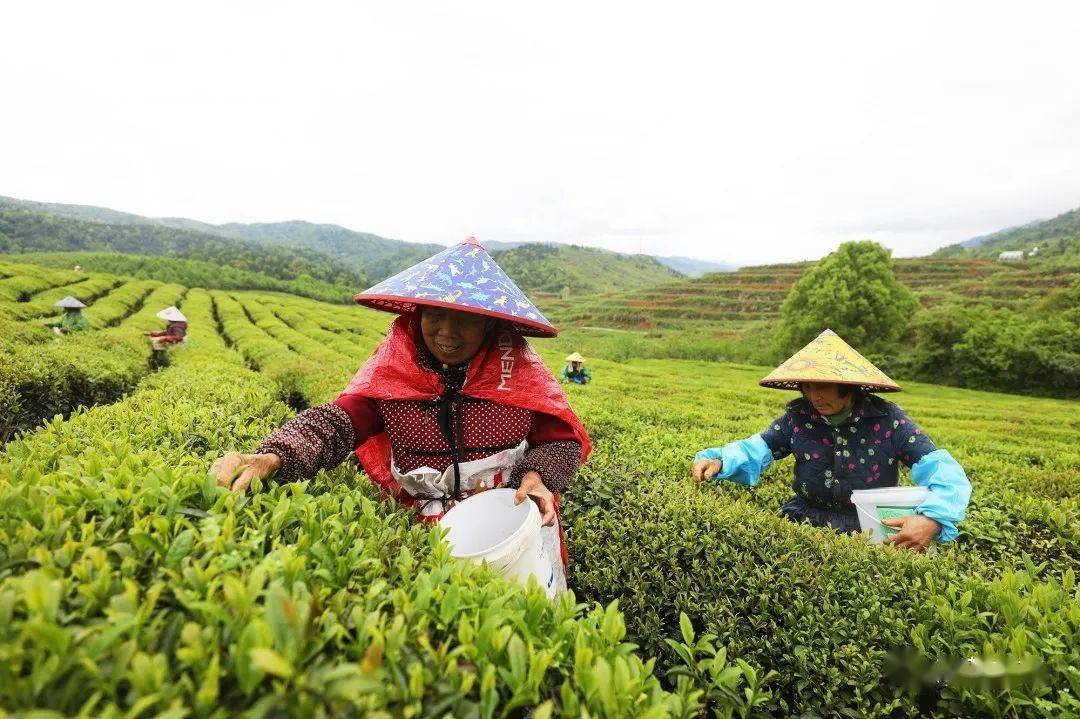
[890,407,938,468]
[507,440,582,494]
[255,403,357,481]
[759,411,795,461]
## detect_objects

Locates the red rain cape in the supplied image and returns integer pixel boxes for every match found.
[338,315,592,501]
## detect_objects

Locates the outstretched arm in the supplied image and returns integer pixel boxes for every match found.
[211,396,382,492]
[693,413,793,486]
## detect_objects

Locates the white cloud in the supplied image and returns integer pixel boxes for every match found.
[1,0,1078,266]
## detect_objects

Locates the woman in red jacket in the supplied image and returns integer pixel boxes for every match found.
[210,238,590,590]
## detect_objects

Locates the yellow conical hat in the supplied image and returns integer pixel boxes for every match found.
[566,352,586,363]
[760,329,901,392]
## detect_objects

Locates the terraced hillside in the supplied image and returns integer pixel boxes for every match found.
[543,257,1074,328]
[1,260,1076,717]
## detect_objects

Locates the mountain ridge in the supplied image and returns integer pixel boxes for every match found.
[0,195,730,282]
[937,207,1079,260]
[0,195,682,297]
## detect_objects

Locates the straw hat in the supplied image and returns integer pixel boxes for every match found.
[156,306,188,323]
[759,329,901,392]
[565,352,586,363]
[55,296,87,309]
[355,237,558,337]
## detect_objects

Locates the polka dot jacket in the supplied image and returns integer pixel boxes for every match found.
[255,359,582,494]
[760,392,939,512]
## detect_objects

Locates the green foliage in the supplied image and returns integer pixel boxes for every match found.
[215,220,445,282]
[0,270,187,441]
[0,275,122,322]
[544,256,1059,334]
[554,356,1078,717]
[493,244,680,295]
[6,251,356,303]
[935,206,1080,260]
[1,261,1076,716]
[0,287,773,718]
[774,241,917,355]
[0,206,367,293]
[0,263,80,302]
[904,287,1080,397]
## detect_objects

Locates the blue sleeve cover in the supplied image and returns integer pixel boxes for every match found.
[911,449,971,542]
[695,434,773,487]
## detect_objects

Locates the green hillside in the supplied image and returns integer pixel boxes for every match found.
[544,257,1071,328]
[935,206,1080,261]
[3,251,356,303]
[491,243,679,295]
[0,202,367,296]
[0,196,685,295]
[0,195,435,283]
[216,220,445,282]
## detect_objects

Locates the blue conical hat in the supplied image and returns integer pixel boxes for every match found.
[355,237,558,337]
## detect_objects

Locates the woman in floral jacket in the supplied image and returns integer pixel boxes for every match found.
[692,329,970,552]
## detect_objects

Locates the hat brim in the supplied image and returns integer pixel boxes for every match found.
[759,378,901,392]
[356,293,558,338]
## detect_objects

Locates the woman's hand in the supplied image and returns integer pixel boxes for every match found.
[514,471,557,526]
[210,452,281,493]
[883,514,940,552]
[691,458,722,483]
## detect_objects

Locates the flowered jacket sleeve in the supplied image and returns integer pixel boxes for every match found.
[694,412,791,487]
[891,409,971,542]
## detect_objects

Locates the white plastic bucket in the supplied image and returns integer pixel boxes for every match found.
[439,488,556,598]
[850,486,929,544]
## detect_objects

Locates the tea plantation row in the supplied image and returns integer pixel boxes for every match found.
[534,349,1078,717]
[0,261,188,442]
[1,263,1076,716]
[1,285,772,717]
[207,287,1079,717]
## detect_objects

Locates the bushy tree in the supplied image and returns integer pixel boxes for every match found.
[775,240,917,355]
[905,299,1080,397]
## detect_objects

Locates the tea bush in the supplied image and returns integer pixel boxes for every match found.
[553,356,1079,717]
[0,264,79,302]
[0,272,187,441]
[0,288,772,718]
[2,266,1076,717]
[0,274,121,321]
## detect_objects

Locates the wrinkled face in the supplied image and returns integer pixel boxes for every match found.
[571,362,583,371]
[801,381,853,417]
[420,307,490,366]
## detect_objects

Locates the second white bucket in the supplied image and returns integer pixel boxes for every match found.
[439,488,556,599]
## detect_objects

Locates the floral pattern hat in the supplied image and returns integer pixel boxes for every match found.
[760,329,901,392]
[355,237,558,337]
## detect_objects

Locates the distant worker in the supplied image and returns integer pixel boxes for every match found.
[691,329,971,552]
[146,306,188,349]
[560,352,592,384]
[47,296,90,335]
[73,265,84,273]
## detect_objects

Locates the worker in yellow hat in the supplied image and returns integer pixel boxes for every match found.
[560,352,591,385]
[691,329,970,552]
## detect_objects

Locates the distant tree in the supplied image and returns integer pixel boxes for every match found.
[775,240,917,355]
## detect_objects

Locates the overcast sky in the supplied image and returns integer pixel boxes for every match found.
[2,2,1078,266]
